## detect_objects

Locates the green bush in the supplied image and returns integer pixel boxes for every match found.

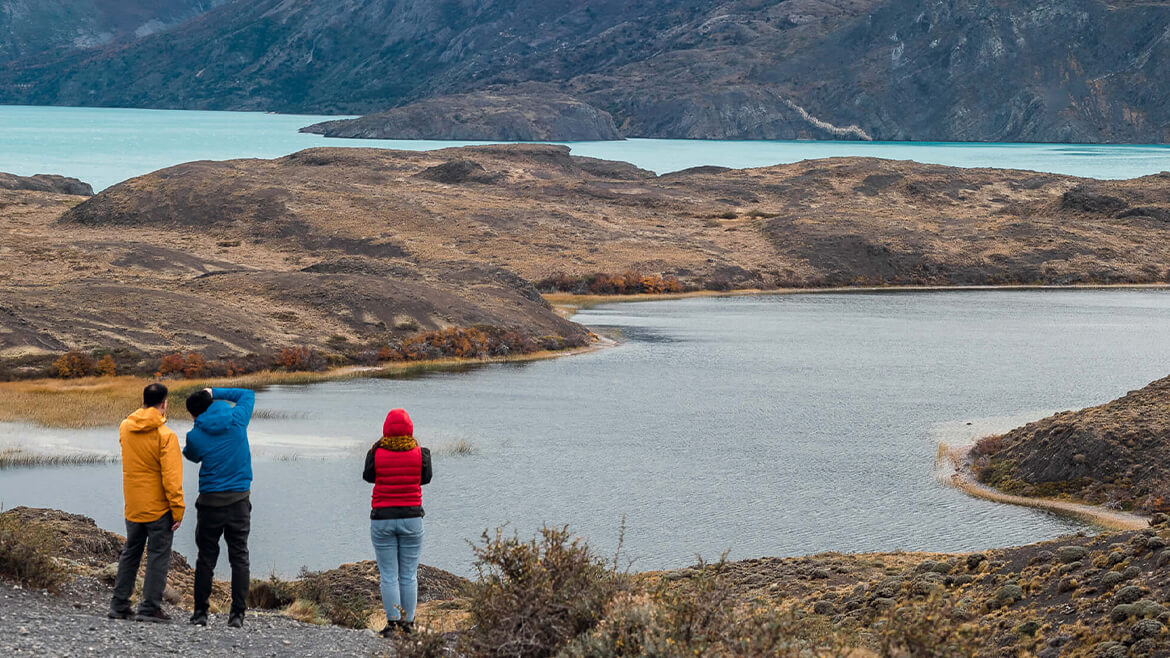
[564,558,856,657]
[461,525,618,658]
[294,567,374,628]
[0,514,68,591]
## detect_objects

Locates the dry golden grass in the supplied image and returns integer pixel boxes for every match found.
[282,599,326,625]
[0,346,599,429]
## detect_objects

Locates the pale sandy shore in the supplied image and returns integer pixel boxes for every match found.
[938,441,1149,531]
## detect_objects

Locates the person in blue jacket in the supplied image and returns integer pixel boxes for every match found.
[183,387,255,629]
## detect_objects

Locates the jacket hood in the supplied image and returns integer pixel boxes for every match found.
[193,401,234,435]
[383,408,413,438]
[124,406,166,433]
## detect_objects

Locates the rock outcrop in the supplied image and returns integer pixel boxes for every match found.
[973,376,1170,514]
[302,88,622,142]
[0,172,93,196]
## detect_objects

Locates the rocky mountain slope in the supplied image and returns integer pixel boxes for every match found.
[0,0,225,62]
[4,0,1169,142]
[972,376,1170,515]
[6,144,1170,370]
[301,87,622,142]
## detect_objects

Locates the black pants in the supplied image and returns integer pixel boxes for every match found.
[110,512,173,615]
[193,498,251,616]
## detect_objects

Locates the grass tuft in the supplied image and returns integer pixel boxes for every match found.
[0,514,69,590]
[435,438,477,457]
[0,447,115,469]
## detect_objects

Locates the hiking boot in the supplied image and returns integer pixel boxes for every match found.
[228,613,244,628]
[378,620,414,637]
[135,608,172,623]
[107,608,133,621]
[189,610,208,626]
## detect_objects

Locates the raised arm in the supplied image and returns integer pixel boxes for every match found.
[212,388,256,427]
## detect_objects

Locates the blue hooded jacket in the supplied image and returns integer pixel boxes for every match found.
[183,388,255,493]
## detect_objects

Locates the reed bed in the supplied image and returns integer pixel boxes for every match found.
[0,447,115,469]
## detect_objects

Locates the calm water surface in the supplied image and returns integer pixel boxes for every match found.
[3,290,1170,577]
[1,106,1169,190]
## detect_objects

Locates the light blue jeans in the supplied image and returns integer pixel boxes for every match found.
[370,517,424,622]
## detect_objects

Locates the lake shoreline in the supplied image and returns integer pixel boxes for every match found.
[0,337,616,432]
[9,282,1170,430]
[937,441,1150,531]
[545,282,1170,313]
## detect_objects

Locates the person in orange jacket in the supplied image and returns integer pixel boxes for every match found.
[108,383,185,623]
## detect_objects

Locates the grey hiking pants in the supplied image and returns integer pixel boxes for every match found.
[110,511,173,615]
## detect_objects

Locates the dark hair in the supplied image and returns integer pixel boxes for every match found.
[186,390,213,418]
[143,383,168,408]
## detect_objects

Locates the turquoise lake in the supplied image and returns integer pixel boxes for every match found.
[1,105,1169,191]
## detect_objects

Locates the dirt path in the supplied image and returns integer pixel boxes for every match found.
[937,443,1149,531]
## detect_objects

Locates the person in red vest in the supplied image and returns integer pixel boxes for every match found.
[363,408,432,636]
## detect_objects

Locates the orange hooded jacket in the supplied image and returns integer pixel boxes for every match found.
[119,406,185,524]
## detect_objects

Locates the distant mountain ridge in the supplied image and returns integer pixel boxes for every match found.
[0,0,226,61]
[2,0,1170,143]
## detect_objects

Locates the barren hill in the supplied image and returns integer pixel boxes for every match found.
[59,144,1170,289]
[6,144,1170,372]
[0,171,584,375]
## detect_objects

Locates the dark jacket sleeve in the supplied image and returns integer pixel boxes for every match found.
[362,447,377,484]
[420,447,432,486]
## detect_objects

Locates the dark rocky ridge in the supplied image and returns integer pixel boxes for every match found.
[0,172,93,196]
[974,376,1170,514]
[302,88,622,142]
[4,0,1169,142]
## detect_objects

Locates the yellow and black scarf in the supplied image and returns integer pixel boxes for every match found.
[378,435,417,451]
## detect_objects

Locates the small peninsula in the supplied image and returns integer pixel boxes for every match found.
[301,89,623,142]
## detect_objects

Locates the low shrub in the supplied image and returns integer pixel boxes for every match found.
[95,355,117,377]
[277,347,326,372]
[386,629,449,658]
[157,352,210,378]
[382,326,582,362]
[0,514,68,590]
[537,271,687,295]
[461,525,619,658]
[294,567,374,628]
[51,351,96,378]
[564,558,857,657]
[247,573,297,610]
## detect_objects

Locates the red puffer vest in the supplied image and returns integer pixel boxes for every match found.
[371,446,423,508]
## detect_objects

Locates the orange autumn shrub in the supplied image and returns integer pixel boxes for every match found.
[96,355,117,377]
[51,351,97,378]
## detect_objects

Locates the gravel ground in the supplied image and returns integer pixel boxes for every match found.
[0,578,388,657]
